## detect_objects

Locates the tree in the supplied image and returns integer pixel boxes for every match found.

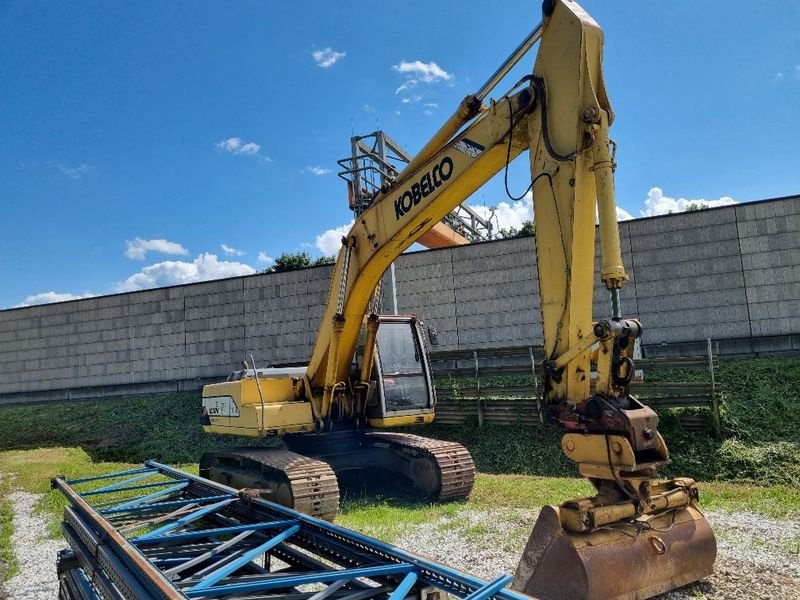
[264,252,336,273]
[497,220,535,239]
[313,255,336,266]
[685,202,708,212]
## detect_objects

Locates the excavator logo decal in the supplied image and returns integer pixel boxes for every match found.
[203,395,240,418]
[454,138,485,158]
[394,156,454,219]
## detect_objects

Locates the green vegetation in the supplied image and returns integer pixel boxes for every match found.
[0,483,15,580]
[647,357,800,486]
[0,392,274,465]
[264,251,335,273]
[0,358,796,487]
[0,447,796,565]
[0,448,140,539]
[0,357,797,583]
[423,357,800,487]
[498,220,535,239]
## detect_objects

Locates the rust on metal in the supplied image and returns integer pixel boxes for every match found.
[52,476,185,600]
[513,504,716,600]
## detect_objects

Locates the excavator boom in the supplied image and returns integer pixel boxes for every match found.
[201,2,716,596]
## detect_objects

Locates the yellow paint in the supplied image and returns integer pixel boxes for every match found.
[367,413,434,428]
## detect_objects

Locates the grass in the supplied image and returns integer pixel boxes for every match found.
[0,445,798,589]
[0,357,798,585]
[337,495,465,543]
[695,480,800,519]
[0,448,140,540]
[0,484,14,581]
[0,448,198,541]
[0,392,269,465]
[424,356,800,487]
[0,357,796,485]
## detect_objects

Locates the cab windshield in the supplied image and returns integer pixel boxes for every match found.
[376,321,430,411]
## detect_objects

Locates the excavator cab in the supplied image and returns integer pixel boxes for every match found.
[363,315,435,422]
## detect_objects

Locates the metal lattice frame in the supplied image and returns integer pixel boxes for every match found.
[337,131,494,241]
[54,461,527,600]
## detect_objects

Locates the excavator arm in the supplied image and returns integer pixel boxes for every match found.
[306,85,537,416]
[303,1,715,597]
[202,1,715,596]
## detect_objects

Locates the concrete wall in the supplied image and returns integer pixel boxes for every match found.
[1,196,798,401]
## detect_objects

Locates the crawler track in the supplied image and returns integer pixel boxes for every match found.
[362,432,476,501]
[202,433,475,521]
[199,447,339,521]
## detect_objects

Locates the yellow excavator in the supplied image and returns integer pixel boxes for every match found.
[200,1,717,597]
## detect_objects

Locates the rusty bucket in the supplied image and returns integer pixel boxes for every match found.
[512,505,716,600]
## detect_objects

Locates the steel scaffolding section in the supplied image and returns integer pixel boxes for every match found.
[337,131,494,242]
[53,461,527,600]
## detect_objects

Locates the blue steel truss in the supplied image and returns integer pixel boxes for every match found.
[53,461,530,600]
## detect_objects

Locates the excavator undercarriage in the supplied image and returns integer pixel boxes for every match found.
[199,431,475,521]
[201,315,475,521]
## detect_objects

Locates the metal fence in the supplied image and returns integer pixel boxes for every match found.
[429,339,721,435]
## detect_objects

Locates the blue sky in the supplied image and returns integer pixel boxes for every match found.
[1,1,798,308]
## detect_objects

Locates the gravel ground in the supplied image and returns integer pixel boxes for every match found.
[1,489,798,599]
[392,508,800,600]
[3,491,65,600]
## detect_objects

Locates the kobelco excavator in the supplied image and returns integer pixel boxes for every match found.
[200,1,716,597]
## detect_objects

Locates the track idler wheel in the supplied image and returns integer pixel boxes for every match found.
[512,505,716,600]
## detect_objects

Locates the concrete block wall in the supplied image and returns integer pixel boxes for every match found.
[624,206,751,344]
[736,199,800,337]
[0,196,798,401]
[243,265,332,365]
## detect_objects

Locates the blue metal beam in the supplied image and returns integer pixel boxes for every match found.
[102,493,235,515]
[135,498,237,540]
[189,524,301,591]
[144,460,532,600]
[184,562,415,598]
[463,575,513,600]
[132,519,300,545]
[83,478,180,497]
[388,570,419,600]
[65,467,158,485]
[59,462,532,600]
[100,482,189,513]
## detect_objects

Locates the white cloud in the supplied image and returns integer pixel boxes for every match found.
[215,137,272,162]
[125,238,189,260]
[640,187,736,217]
[315,220,354,255]
[59,163,92,179]
[469,194,533,235]
[392,60,452,83]
[395,80,416,94]
[423,102,438,109]
[257,251,274,265]
[116,253,256,292]
[467,192,632,233]
[393,60,453,97]
[14,291,96,308]
[302,166,332,175]
[363,104,376,113]
[312,47,346,68]
[221,244,245,256]
[400,95,423,104]
[616,207,634,221]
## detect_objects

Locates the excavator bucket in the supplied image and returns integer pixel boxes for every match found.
[512,505,716,600]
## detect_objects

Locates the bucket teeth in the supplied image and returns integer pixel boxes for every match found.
[513,505,717,600]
